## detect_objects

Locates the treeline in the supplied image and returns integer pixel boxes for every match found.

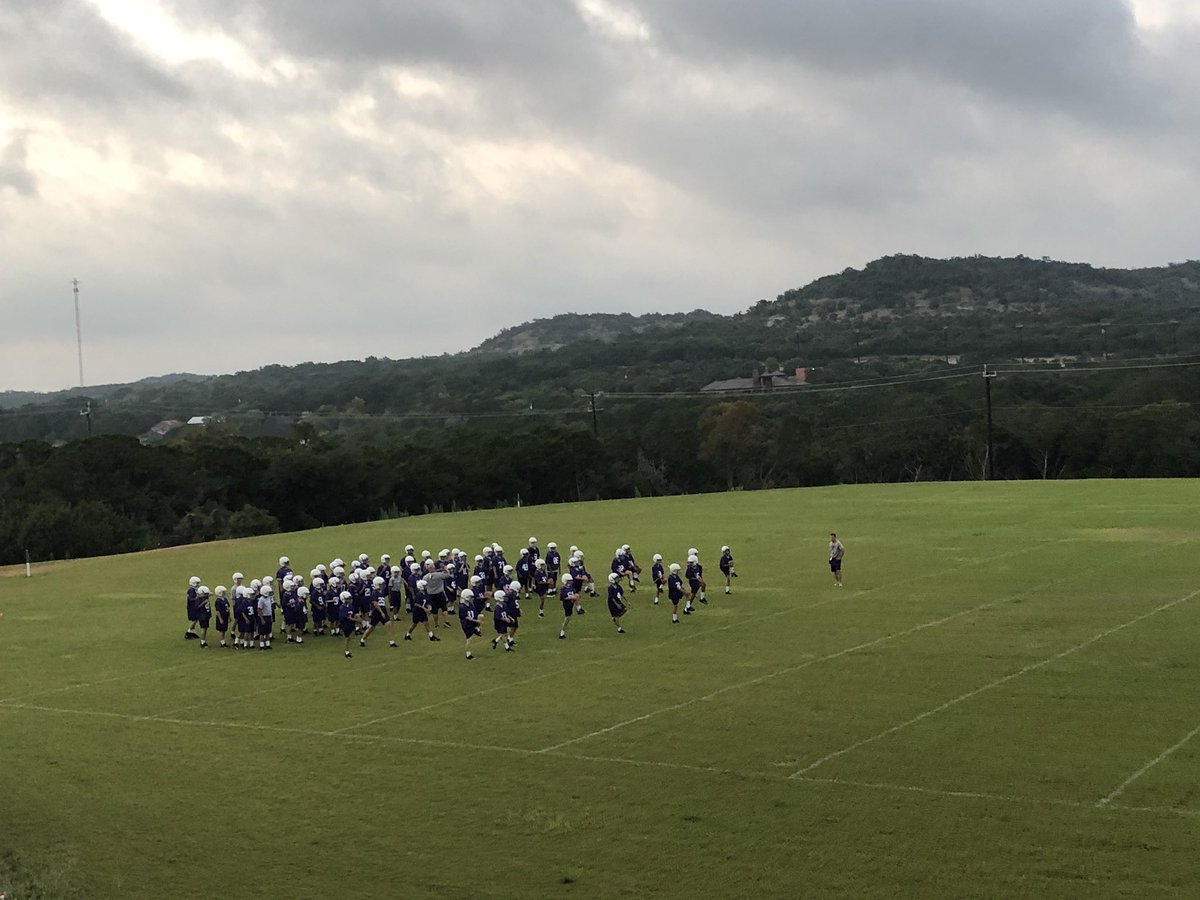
[3,363,1200,565]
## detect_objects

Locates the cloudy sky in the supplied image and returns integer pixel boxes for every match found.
[2,0,1198,391]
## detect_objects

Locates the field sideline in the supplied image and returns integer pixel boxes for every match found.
[3,480,1199,899]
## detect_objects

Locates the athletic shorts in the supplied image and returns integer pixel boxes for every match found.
[830,559,842,572]
[295,614,308,629]
[215,616,230,632]
[312,607,326,624]
[370,609,390,627]
[389,593,404,613]
[197,614,211,629]
[411,607,428,624]
[339,617,356,636]
[561,600,574,617]
[460,620,478,638]
[429,594,447,614]
[607,600,625,618]
[688,580,700,593]
[258,617,273,637]
[238,620,254,635]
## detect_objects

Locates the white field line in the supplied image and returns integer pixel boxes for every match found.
[144,652,401,720]
[326,543,1054,735]
[536,539,1191,756]
[0,658,220,706]
[4,699,1198,820]
[1096,720,1200,808]
[536,594,1023,754]
[791,588,1200,778]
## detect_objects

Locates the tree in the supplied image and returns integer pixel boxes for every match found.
[698,402,776,490]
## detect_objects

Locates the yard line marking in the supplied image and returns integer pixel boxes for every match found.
[791,774,1086,810]
[143,652,401,720]
[1102,804,1200,819]
[534,546,1183,756]
[535,595,1018,754]
[792,588,1200,778]
[1096,720,1200,808]
[0,658,219,706]
[6,699,1197,820]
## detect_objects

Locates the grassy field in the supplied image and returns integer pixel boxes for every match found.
[2,480,1199,899]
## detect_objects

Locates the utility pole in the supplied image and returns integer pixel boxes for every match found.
[1015,323,1024,360]
[586,391,599,438]
[983,364,997,481]
[943,326,949,364]
[72,277,84,387]
[81,400,92,437]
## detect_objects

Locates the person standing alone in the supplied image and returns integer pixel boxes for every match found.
[829,533,845,587]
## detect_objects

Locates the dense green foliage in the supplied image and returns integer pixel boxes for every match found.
[2,254,1199,563]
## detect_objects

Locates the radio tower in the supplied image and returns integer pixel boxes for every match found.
[73,278,91,436]
[72,277,84,387]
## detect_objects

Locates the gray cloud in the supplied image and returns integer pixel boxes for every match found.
[2,0,1200,391]
[0,0,189,110]
[0,131,37,196]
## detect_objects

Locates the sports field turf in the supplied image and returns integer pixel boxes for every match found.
[2,480,1199,899]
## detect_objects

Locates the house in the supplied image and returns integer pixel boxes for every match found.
[701,367,808,392]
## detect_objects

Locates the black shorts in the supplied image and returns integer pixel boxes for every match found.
[607,600,625,618]
[830,559,842,572]
[411,607,428,624]
[238,619,254,635]
[312,606,326,624]
[339,616,356,636]
[688,580,700,593]
[197,614,211,629]
[460,620,478,638]
[561,600,574,617]
[258,617,273,637]
[429,594,448,614]
[370,609,390,627]
[389,593,404,613]
[215,616,230,632]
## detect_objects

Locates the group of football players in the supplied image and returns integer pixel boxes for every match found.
[182,538,737,660]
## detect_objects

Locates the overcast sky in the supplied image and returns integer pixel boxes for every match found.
[2,0,1198,391]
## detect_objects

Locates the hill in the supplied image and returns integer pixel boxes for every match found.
[469,310,720,355]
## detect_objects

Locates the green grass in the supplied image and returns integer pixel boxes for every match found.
[3,481,1200,899]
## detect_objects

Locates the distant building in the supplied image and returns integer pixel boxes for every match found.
[701,367,807,392]
[186,416,212,426]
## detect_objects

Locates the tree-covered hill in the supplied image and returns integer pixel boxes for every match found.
[6,254,1200,447]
